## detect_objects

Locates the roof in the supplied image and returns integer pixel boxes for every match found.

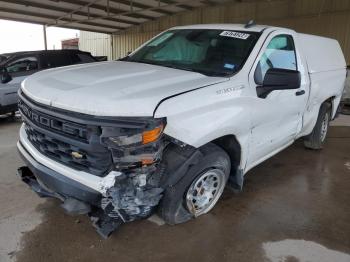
[8,50,90,54]
[171,23,270,32]
[0,0,233,34]
[0,50,93,62]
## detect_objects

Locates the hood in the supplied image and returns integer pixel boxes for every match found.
[22,61,228,117]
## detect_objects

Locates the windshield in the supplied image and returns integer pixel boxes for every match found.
[127,29,260,77]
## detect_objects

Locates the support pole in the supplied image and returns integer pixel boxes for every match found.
[110,33,114,60]
[43,25,47,50]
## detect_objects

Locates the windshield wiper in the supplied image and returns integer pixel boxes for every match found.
[126,59,164,67]
[125,59,230,77]
[152,63,229,77]
[172,66,230,77]
[189,68,230,77]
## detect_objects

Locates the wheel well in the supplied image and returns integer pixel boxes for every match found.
[324,96,335,115]
[322,96,335,109]
[211,135,241,176]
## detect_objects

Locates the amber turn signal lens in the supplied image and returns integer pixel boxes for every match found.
[141,159,155,165]
[142,124,163,144]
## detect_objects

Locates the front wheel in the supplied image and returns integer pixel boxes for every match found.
[185,168,227,217]
[304,103,331,150]
[159,143,231,225]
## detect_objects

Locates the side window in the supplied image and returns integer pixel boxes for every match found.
[254,35,297,84]
[6,57,38,73]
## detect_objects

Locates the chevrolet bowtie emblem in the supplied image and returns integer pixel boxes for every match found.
[71,151,84,159]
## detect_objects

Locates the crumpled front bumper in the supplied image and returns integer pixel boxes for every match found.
[17,124,164,238]
[17,146,120,237]
[17,144,101,206]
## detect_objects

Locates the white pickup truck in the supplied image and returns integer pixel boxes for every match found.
[17,24,346,237]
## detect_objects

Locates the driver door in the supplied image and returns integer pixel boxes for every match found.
[246,32,308,170]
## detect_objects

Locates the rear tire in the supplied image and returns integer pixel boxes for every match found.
[159,143,231,225]
[304,103,331,150]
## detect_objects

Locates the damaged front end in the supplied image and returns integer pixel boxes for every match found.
[91,119,167,237]
[17,101,170,237]
[93,165,165,237]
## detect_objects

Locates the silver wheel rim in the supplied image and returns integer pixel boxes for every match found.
[320,112,329,142]
[186,169,226,217]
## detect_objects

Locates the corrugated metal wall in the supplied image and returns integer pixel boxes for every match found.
[108,0,350,63]
[79,31,112,60]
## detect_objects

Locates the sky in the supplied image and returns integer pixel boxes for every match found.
[0,20,79,53]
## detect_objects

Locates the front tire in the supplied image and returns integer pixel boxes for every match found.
[304,103,331,150]
[159,143,231,225]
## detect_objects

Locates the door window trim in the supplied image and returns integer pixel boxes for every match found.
[253,33,298,85]
[5,55,39,76]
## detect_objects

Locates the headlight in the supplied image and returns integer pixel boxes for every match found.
[106,123,164,147]
[100,118,166,169]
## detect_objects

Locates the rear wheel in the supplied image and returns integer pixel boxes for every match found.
[159,143,231,225]
[304,103,331,150]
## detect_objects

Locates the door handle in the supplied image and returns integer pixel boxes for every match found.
[295,90,305,96]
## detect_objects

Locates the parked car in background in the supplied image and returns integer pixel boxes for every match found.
[0,50,97,115]
[17,24,346,238]
[0,54,8,64]
[0,52,26,65]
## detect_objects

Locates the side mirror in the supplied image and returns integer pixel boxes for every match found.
[1,67,12,84]
[257,68,301,98]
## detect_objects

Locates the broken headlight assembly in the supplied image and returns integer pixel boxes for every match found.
[100,118,166,170]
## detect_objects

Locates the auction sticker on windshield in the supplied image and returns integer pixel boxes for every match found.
[220,31,250,40]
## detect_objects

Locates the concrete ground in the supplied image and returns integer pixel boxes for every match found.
[1,115,350,262]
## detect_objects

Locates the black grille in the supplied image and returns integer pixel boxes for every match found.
[18,99,88,142]
[20,98,113,176]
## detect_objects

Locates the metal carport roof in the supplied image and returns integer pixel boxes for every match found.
[0,0,231,34]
